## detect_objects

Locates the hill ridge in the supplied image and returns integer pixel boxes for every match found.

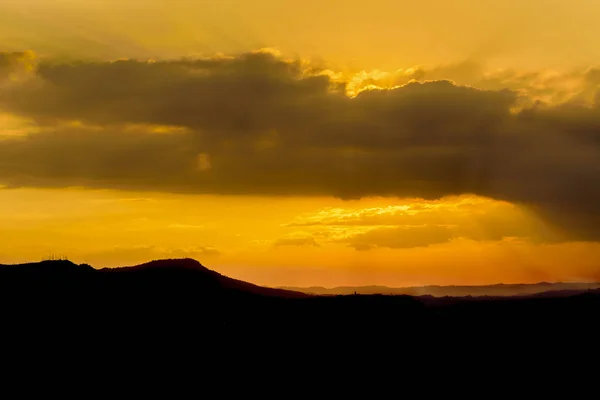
[0,258,308,299]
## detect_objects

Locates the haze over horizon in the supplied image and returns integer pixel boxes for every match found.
[2,0,600,288]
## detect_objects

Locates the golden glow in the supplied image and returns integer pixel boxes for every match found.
[1,188,596,287]
[4,0,600,70]
[0,113,38,139]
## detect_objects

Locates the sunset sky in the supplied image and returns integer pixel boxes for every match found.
[1,0,600,287]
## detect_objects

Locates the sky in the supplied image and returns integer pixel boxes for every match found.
[1,0,600,287]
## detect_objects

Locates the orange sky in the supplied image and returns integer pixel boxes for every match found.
[1,1,600,287]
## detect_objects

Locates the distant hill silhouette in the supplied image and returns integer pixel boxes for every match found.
[0,258,307,298]
[280,282,600,297]
[2,258,599,342]
[2,258,596,379]
[96,258,308,298]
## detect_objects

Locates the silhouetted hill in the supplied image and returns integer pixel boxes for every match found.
[0,259,94,275]
[97,258,308,298]
[0,258,307,299]
[1,258,599,345]
[0,259,95,289]
[281,281,600,297]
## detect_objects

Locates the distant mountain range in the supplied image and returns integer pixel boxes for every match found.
[280,282,600,297]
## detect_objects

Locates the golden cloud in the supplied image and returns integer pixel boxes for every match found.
[0,51,599,240]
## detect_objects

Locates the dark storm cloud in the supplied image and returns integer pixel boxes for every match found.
[1,51,600,239]
[1,51,337,134]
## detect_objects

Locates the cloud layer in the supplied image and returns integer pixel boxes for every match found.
[1,50,600,239]
[280,196,564,250]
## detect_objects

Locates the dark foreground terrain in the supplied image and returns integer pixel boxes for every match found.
[1,258,599,353]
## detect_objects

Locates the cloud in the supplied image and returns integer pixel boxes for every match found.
[274,237,321,248]
[167,224,205,230]
[285,196,565,249]
[342,60,600,107]
[0,51,36,83]
[0,51,600,240]
[344,225,456,250]
[341,222,556,251]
